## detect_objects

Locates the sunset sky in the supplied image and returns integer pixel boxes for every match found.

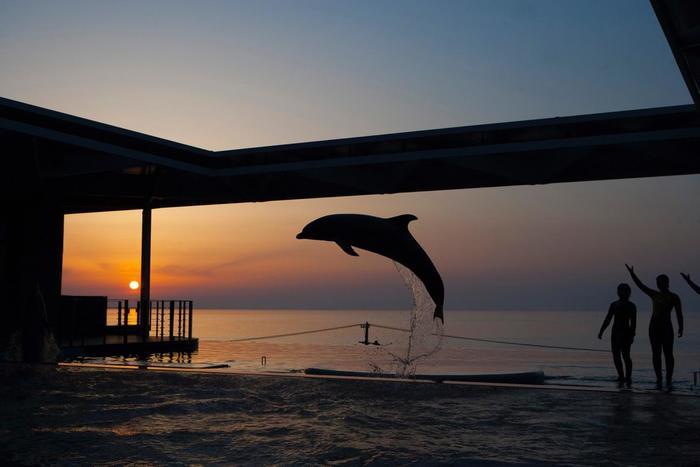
[2,0,699,311]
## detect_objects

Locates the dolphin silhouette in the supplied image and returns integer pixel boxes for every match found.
[296,214,444,322]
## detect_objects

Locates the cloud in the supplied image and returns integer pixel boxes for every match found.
[153,248,299,278]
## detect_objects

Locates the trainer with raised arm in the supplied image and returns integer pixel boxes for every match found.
[625,264,684,390]
[680,273,700,295]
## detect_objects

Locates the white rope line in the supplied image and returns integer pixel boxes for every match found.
[369,323,607,352]
[227,323,363,342]
[226,321,608,352]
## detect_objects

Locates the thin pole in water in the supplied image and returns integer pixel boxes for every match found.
[360,322,370,345]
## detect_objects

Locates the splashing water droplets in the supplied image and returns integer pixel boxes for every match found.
[367,262,444,377]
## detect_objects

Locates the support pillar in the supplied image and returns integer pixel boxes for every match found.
[140,205,152,338]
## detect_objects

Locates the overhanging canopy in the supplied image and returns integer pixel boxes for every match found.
[2,98,700,214]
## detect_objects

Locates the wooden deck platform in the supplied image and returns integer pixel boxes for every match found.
[59,335,198,357]
[56,297,198,357]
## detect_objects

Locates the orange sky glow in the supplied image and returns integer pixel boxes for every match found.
[62,177,700,311]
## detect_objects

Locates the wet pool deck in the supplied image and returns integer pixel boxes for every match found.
[57,361,700,397]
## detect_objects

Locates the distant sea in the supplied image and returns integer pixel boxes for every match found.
[159,309,700,392]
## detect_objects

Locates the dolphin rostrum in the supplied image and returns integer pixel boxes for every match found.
[296,214,444,322]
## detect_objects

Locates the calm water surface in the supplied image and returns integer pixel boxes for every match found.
[159,309,699,392]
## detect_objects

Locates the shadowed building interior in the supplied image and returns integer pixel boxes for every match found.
[1,0,699,360]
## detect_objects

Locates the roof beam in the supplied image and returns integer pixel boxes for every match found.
[651,0,700,105]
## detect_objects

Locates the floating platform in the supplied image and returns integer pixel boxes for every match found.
[74,358,228,369]
[60,335,199,357]
[304,368,546,384]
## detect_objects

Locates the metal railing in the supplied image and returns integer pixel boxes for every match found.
[149,300,193,341]
[107,299,140,327]
[106,298,193,342]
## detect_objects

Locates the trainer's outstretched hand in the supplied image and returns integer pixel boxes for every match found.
[625,264,634,273]
[681,272,691,282]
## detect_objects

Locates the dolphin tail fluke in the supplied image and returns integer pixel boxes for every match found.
[433,304,444,323]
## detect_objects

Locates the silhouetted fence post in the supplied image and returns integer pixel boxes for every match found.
[188,300,193,340]
[123,300,129,344]
[169,300,175,340]
[178,301,183,339]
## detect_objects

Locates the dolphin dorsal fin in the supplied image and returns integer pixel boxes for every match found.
[387,214,417,228]
[336,241,359,257]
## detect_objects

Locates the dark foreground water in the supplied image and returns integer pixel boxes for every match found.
[2,365,699,466]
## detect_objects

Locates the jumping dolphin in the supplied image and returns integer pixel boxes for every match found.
[296,214,444,322]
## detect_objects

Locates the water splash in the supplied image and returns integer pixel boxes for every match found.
[367,262,444,377]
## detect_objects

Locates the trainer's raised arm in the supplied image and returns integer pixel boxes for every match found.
[625,264,654,297]
[681,273,700,295]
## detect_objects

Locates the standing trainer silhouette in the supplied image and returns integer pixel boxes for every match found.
[626,264,683,390]
[598,283,636,387]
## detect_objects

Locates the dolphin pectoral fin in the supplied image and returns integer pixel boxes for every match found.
[336,241,359,256]
[388,214,418,228]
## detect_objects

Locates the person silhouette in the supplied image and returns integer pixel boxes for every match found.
[598,283,636,387]
[680,273,700,295]
[625,264,684,390]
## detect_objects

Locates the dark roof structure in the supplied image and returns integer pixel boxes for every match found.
[652,0,700,104]
[1,0,699,214]
[3,100,700,214]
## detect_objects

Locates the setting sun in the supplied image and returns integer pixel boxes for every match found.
[129,280,139,290]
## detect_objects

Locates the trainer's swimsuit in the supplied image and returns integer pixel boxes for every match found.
[648,292,677,343]
[609,300,635,345]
